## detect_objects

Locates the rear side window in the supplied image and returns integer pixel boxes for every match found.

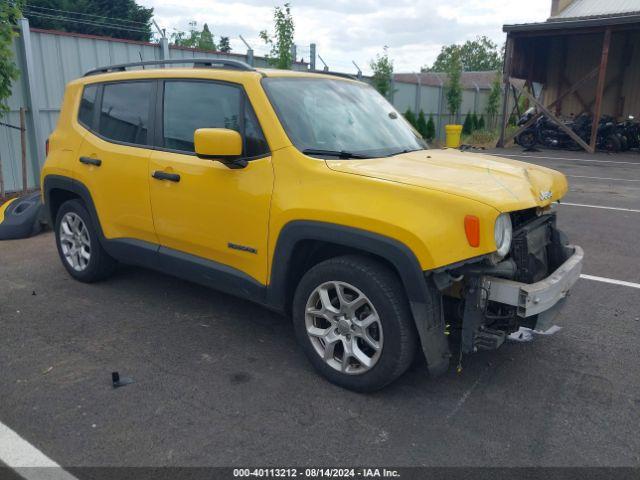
[98,82,151,145]
[78,85,98,128]
[162,80,269,157]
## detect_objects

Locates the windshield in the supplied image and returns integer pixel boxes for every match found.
[262,77,427,158]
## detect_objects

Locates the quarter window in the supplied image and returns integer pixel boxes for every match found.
[162,81,268,157]
[98,82,151,145]
[78,85,98,128]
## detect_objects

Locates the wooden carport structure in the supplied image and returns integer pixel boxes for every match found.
[497,13,640,153]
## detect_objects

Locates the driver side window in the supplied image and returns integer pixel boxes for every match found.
[162,80,269,158]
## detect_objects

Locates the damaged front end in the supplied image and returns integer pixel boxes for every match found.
[434,208,583,355]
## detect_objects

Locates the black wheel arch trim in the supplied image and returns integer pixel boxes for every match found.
[268,220,451,376]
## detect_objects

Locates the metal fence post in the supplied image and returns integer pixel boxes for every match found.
[159,37,169,61]
[309,43,316,70]
[18,17,45,188]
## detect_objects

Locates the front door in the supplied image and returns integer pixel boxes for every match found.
[148,80,273,285]
[75,80,157,245]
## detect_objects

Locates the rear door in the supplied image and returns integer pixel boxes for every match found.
[75,80,158,244]
[148,79,273,285]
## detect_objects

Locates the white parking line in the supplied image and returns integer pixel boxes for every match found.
[489,153,640,165]
[566,175,640,182]
[561,202,640,213]
[581,274,640,290]
[0,422,78,480]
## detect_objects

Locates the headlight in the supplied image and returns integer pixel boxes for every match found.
[494,213,512,258]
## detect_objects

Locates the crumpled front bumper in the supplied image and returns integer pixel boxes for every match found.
[482,245,584,320]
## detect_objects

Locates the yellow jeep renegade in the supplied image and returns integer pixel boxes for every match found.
[41,59,583,391]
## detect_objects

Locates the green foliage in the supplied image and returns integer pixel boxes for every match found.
[26,0,153,41]
[403,108,417,128]
[416,110,427,138]
[462,111,473,135]
[445,50,462,122]
[471,112,479,131]
[425,114,435,142]
[369,46,394,98]
[172,21,217,51]
[218,35,231,53]
[478,115,485,130]
[0,0,22,117]
[260,3,295,69]
[486,73,502,129]
[424,36,502,72]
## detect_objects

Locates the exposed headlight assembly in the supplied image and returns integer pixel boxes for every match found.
[494,213,512,258]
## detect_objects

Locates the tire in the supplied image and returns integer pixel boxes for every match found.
[601,134,621,152]
[516,130,537,149]
[292,255,418,392]
[54,199,117,282]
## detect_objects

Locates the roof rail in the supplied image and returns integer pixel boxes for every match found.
[308,69,359,81]
[84,58,255,77]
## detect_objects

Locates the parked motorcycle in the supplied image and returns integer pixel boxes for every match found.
[516,110,626,152]
[516,108,581,150]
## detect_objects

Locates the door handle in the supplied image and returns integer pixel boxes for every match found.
[152,171,180,182]
[79,156,102,166]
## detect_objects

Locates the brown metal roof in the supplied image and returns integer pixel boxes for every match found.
[393,71,498,89]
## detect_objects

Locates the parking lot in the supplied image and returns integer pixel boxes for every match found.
[1,147,639,471]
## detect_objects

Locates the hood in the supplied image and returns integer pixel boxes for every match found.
[325,149,568,212]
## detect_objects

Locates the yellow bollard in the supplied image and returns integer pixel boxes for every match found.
[445,124,463,148]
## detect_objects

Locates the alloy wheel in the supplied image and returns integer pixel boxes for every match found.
[305,281,383,375]
[59,212,91,272]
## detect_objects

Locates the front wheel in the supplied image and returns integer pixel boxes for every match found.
[292,255,418,392]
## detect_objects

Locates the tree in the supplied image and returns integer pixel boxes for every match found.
[370,46,394,98]
[486,73,502,130]
[424,36,502,72]
[25,0,153,42]
[478,115,485,130]
[403,108,417,128]
[199,23,215,50]
[445,51,462,123]
[218,36,231,53]
[416,110,428,138]
[0,0,22,116]
[171,21,217,51]
[425,114,435,142]
[471,112,479,131]
[260,3,295,69]
[462,111,473,135]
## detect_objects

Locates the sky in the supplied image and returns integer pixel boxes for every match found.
[138,0,551,74]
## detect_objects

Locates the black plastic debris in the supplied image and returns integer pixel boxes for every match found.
[111,371,134,388]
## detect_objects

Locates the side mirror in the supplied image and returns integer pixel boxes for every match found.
[194,128,246,169]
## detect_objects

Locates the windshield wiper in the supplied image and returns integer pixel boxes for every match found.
[387,148,425,157]
[302,149,372,159]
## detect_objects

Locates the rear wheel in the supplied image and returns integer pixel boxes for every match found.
[292,255,417,392]
[55,199,117,282]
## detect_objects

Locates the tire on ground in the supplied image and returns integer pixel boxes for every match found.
[292,254,418,392]
[54,199,117,282]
